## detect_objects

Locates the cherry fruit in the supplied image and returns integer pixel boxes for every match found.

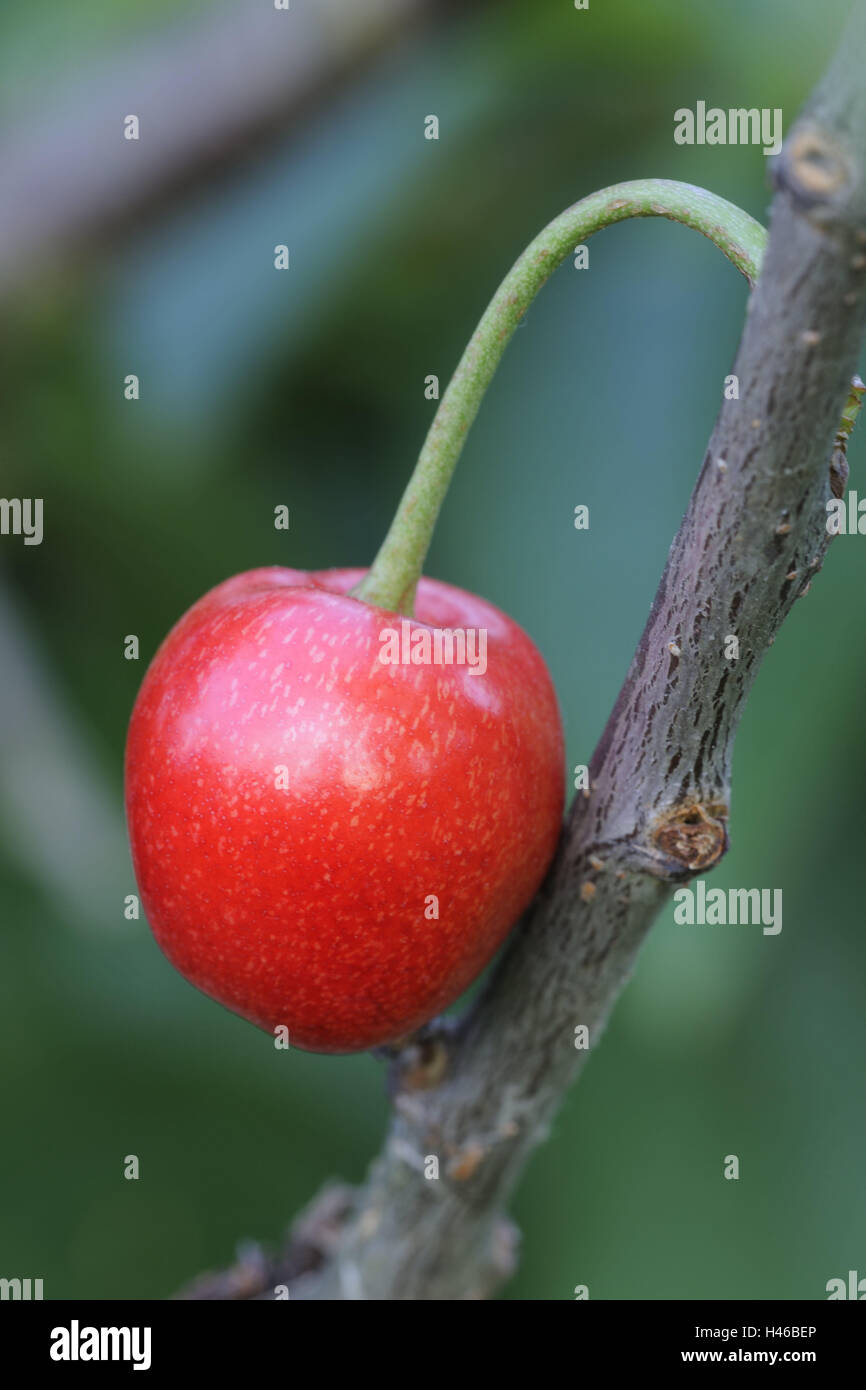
[126,566,563,1052]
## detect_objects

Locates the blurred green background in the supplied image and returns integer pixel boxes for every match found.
[1,0,864,1300]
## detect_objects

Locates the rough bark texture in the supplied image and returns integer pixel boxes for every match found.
[181,3,866,1301]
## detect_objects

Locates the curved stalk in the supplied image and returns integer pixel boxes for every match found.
[354,178,767,615]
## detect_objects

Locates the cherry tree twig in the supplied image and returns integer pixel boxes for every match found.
[181,0,866,1301]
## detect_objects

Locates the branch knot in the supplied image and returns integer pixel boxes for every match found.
[651,801,729,876]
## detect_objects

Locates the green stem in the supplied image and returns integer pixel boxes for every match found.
[354,178,767,615]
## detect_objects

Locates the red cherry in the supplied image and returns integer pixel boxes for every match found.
[125,567,564,1053]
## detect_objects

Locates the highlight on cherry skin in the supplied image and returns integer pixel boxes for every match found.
[124,566,565,1053]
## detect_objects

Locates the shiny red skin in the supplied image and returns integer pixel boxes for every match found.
[125,567,564,1053]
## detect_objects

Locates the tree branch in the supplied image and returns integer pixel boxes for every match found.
[182,1,866,1301]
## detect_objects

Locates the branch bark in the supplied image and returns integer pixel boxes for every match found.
[182,2,866,1301]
